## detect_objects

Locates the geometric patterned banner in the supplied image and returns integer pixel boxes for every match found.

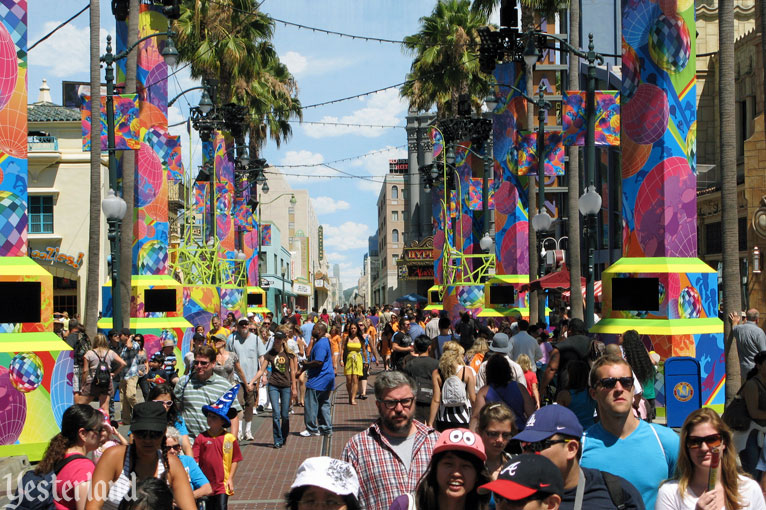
[562,90,620,146]
[260,224,271,246]
[80,94,140,151]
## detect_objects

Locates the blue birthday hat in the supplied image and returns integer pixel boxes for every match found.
[202,384,240,427]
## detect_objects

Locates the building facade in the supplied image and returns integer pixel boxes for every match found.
[258,220,295,318]
[27,80,110,319]
[371,162,408,305]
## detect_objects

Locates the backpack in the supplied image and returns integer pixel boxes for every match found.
[601,471,626,510]
[93,351,111,388]
[7,454,88,510]
[441,367,467,407]
[407,358,435,404]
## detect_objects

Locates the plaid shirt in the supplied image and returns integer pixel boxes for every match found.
[342,419,438,510]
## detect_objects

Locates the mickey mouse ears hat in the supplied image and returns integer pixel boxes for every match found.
[478,454,563,500]
[433,428,486,462]
[202,385,240,428]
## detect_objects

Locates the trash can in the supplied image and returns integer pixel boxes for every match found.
[664,356,701,428]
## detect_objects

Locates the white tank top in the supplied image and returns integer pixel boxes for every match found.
[102,448,166,510]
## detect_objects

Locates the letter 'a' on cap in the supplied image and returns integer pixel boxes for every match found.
[478,453,563,500]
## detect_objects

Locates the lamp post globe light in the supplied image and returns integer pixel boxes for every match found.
[102,189,128,331]
[578,185,602,329]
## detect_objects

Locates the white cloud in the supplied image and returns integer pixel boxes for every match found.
[322,221,371,250]
[337,262,362,290]
[280,50,353,77]
[311,196,351,215]
[325,251,347,263]
[302,88,407,139]
[30,23,108,77]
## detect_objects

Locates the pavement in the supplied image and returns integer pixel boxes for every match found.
[228,369,382,509]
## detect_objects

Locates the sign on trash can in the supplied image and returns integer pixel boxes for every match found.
[664,356,701,428]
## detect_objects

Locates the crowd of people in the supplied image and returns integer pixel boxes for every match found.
[13,303,766,510]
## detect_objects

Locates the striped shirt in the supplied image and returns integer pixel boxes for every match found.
[174,373,241,439]
[341,420,438,510]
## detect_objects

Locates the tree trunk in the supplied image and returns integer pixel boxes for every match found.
[527,71,539,323]
[760,0,766,138]
[119,0,139,329]
[85,0,101,339]
[567,1,583,321]
[719,0,742,402]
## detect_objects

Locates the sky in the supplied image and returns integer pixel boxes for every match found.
[26,0,470,291]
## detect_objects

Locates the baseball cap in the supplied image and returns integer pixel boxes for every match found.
[478,453,563,500]
[238,318,249,326]
[488,333,511,354]
[212,332,228,343]
[291,457,359,497]
[513,404,583,443]
[433,428,486,462]
[131,401,168,433]
[162,339,175,348]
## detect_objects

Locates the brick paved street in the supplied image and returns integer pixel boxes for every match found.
[230,369,382,509]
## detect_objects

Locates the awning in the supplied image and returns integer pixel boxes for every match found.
[521,264,584,292]
[562,281,603,303]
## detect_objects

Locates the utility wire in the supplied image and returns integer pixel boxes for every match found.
[270,17,405,44]
[269,145,407,168]
[29,4,90,51]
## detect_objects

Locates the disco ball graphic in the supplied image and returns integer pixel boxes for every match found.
[457,286,484,309]
[9,353,43,393]
[0,191,28,256]
[136,145,163,207]
[221,289,243,310]
[623,83,669,145]
[138,240,168,276]
[622,40,640,101]
[648,14,691,74]
[678,286,702,319]
[0,366,26,445]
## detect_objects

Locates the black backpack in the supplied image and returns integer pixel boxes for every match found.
[93,351,111,388]
[7,455,88,510]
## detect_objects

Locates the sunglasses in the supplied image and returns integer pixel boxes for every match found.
[134,430,164,440]
[594,377,634,390]
[686,433,723,449]
[484,430,513,440]
[521,438,572,453]
[193,360,210,367]
[167,444,182,451]
[153,399,173,407]
[378,397,415,409]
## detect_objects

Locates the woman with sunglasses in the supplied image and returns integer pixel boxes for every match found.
[389,428,491,510]
[148,383,192,456]
[475,403,517,482]
[86,402,196,510]
[165,426,213,503]
[656,408,765,510]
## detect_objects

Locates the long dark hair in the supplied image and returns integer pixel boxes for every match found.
[415,450,490,510]
[36,404,101,474]
[147,383,179,426]
[118,477,174,510]
[621,330,654,383]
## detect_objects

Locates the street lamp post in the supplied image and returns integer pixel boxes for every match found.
[281,262,286,322]
[578,185,602,328]
[102,189,128,330]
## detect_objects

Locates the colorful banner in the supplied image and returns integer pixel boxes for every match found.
[261,224,272,246]
[80,94,140,151]
[0,0,28,257]
[561,91,620,146]
[516,130,565,176]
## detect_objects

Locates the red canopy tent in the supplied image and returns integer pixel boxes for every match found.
[562,281,602,303]
[521,264,585,292]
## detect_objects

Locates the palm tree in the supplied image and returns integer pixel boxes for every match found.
[400,0,490,117]
[85,0,101,339]
[719,0,742,401]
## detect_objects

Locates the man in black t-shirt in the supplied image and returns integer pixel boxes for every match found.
[402,335,439,423]
[513,405,644,510]
[541,318,593,393]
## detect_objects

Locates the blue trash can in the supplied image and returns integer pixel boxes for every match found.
[664,356,701,428]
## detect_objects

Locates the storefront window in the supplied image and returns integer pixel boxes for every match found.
[29,196,53,234]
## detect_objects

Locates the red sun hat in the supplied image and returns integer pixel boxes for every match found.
[433,428,487,462]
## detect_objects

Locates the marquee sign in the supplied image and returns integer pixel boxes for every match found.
[30,246,85,271]
[397,236,435,281]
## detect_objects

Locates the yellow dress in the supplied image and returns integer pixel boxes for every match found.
[344,339,363,376]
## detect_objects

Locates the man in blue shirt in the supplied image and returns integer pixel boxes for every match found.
[300,320,314,347]
[581,355,679,510]
[300,322,335,437]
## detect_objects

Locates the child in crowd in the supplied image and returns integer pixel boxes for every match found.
[517,354,540,409]
[139,352,169,399]
[193,386,242,510]
[93,409,127,463]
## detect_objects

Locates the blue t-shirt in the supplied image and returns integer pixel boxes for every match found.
[177,454,209,490]
[306,337,335,391]
[581,420,679,510]
[300,322,314,345]
[409,323,425,339]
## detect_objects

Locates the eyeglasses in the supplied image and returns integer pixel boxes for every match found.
[86,426,104,434]
[153,399,173,407]
[687,433,723,449]
[378,397,415,409]
[167,444,182,452]
[297,498,346,509]
[263,322,271,326]
[483,430,513,440]
[521,438,573,453]
[193,360,210,367]
[594,377,634,390]
[134,430,164,440]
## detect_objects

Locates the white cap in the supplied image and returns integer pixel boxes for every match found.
[290,457,359,497]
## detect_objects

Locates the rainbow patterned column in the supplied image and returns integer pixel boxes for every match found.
[0,0,73,460]
[593,0,724,411]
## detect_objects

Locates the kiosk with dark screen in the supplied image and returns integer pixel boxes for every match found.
[247,293,263,307]
[488,285,516,305]
[611,277,660,311]
[144,289,177,313]
[0,282,41,323]
[429,289,441,303]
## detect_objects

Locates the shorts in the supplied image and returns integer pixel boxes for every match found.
[83,377,113,398]
[238,382,256,407]
[360,363,370,381]
[72,365,82,393]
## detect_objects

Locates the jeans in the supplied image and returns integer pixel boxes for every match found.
[268,384,291,446]
[304,387,332,435]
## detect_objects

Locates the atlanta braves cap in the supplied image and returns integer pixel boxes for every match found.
[478,453,563,500]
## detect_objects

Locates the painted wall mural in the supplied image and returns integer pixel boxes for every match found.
[213,132,236,255]
[561,91,621,146]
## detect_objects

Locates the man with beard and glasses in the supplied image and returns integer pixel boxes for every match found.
[341,371,438,510]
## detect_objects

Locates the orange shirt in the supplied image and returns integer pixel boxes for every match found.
[469,352,484,374]
[330,335,342,356]
[366,326,377,341]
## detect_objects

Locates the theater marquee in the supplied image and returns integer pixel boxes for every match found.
[397,236,435,281]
